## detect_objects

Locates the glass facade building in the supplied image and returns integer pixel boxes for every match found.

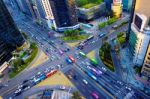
[0,0,25,65]
[122,0,133,12]
[49,0,78,28]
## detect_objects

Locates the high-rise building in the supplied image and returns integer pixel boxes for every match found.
[15,0,32,17]
[111,0,123,18]
[104,0,113,10]
[15,0,79,31]
[128,0,150,66]
[141,38,150,77]
[48,0,79,31]
[0,0,25,66]
[122,0,133,12]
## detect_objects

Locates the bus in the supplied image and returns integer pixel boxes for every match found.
[90,58,98,66]
[87,71,97,81]
[79,52,86,57]
[39,74,46,81]
[92,68,102,76]
[33,78,41,84]
[46,70,57,78]
[59,49,64,55]
[68,55,76,63]
[66,58,72,64]
[87,35,94,41]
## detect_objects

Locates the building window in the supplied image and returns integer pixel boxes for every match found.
[148,18,150,26]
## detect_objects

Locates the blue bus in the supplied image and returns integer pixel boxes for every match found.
[33,78,41,84]
[87,71,97,81]
[99,33,106,38]
[39,74,46,81]
[66,58,72,64]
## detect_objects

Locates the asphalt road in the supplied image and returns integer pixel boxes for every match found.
[1,2,150,99]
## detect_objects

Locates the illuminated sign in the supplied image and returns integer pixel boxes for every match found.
[113,0,122,5]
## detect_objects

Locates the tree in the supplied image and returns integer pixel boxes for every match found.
[72,91,82,99]
[76,0,88,7]
[64,30,80,37]
[101,42,111,60]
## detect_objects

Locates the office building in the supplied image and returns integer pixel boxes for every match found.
[77,2,106,21]
[15,0,79,31]
[128,0,150,66]
[111,0,123,18]
[0,0,25,66]
[104,0,113,10]
[141,39,150,78]
[122,0,133,12]
[48,0,79,31]
[15,0,32,17]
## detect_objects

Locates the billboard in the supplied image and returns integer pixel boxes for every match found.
[134,14,142,31]
[113,0,122,5]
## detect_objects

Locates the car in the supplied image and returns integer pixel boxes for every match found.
[99,33,106,38]
[67,75,72,79]
[87,66,92,70]
[14,89,22,96]
[88,23,94,27]
[117,81,123,85]
[73,75,77,80]
[44,68,50,73]
[22,85,30,91]
[82,79,88,84]
[22,80,29,84]
[17,85,23,89]
[57,64,61,68]
[85,62,91,66]
[60,86,66,90]
[112,25,118,29]
[91,92,99,99]
[102,67,107,71]
[125,86,132,91]
[60,64,64,68]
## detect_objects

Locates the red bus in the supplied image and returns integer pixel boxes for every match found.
[46,70,57,78]
[68,55,76,63]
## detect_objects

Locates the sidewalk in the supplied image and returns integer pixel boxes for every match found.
[28,49,49,69]
[119,47,144,89]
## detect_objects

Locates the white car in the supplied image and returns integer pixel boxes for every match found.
[102,67,107,71]
[60,86,65,90]
[82,79,88,84]
[85,62,91,66]
[23,86,31,91]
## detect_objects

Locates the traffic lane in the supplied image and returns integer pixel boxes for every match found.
[0,59,64,95]
[73,65,115,98]
[76,61,120,96]
[65,68,106,99]
[81,39,102,54]
[3,63,70,99]
[76,57,128,96]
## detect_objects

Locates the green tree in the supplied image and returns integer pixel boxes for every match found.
[107,18,117,25]
[22,32,28,39]
[13,58,23,71]
[30,42,37,49]
[101,42,111,60]
[72,91,82,99]
[76,0,88,7]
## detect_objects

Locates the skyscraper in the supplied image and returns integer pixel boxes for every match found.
[128,0,150,66]
[122,0,133,12]
[0,0,25,65]
[48,0,79,31]
[104,0,113,10]
[111,0,123,18]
